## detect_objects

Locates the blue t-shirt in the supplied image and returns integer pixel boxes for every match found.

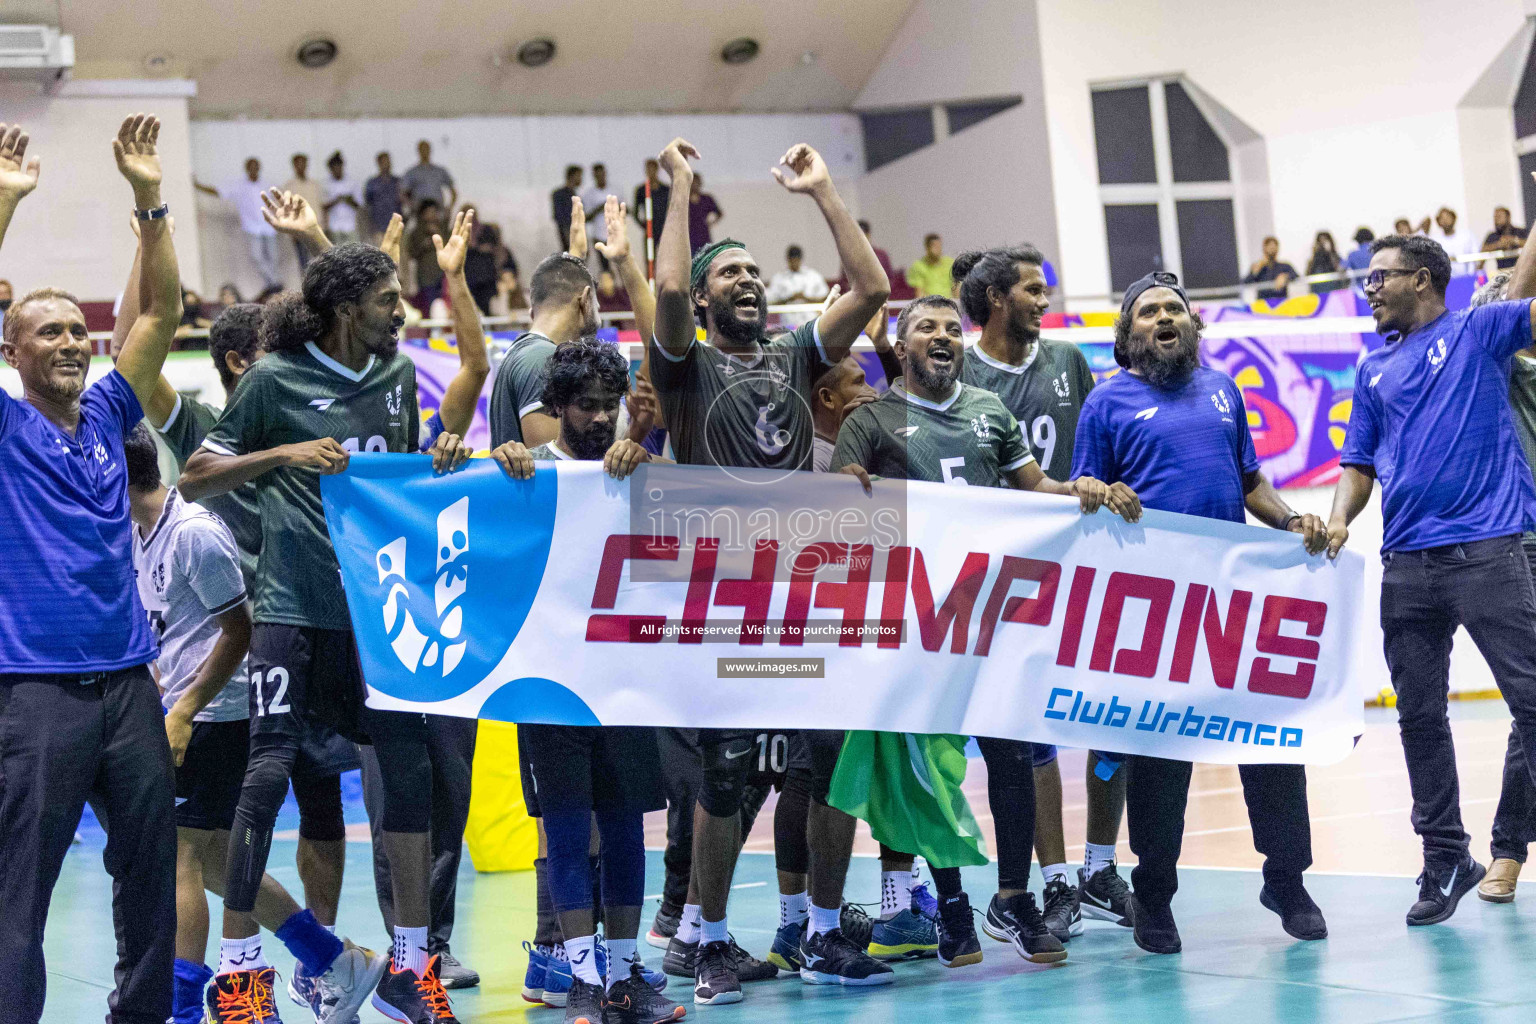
[1341,301,1536,552]
[0,370,157,673]
[1071,366,1259,524]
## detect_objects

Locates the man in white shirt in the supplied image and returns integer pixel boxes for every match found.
[321,151,361,246]
[1429,207,1479,274]
[766,245,830,326]
[580,162,612,271]
[195,158,280,289]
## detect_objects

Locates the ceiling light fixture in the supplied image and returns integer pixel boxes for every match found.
[516,38,557,68]
[720,38,760,65]
[295,38,338,69]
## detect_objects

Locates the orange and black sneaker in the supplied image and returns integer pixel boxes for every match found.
[205,967,283,1022]
[370,955,461,1023]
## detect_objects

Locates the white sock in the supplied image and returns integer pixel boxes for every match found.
[1043,862,1070,885]
[700,916,729,946]
[808,903,842,939]
[678,904,702,945]
[322,924,336,934]
[606,938,638,989]
[217,934,267,975]
[392,925,429,975]
[780,891,809,928]
[880,870,913,920]
[564,934,602,986]
[1084,843,1117,878]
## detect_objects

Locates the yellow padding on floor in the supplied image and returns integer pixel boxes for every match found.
[464,720,538,873]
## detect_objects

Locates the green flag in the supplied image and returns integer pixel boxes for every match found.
[829,730,989,868]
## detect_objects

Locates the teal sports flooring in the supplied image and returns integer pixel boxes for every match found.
[40,706,1536,1023]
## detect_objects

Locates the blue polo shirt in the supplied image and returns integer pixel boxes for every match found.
[0,370,156,673]
[1341,301,1536,552]
[1072,366,1258,524]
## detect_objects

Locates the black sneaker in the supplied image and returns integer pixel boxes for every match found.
[603,963,686,1023]
[647,907,680,950]
[1126,894,1181,954]
[1407,857,1485,926]
[1041,878,1084,940]
[727,936,778,982]
[799,928,894,987]
[1260,883,1328,940]
[370,956,461,1022]
[981,892,1068,964]
[693,940,742,1005]
[562,976,604,1024]
[1079,864,1133,926]
[935,893,983,968]
[839,902,874,951]
[660,936,697,978]
[432,946,480,990]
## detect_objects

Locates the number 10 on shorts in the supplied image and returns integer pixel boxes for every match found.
[251,666,292,716]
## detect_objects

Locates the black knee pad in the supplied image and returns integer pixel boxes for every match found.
[371,735,432,833]
[225,741,298,912]
[292,771,346,843]
[697,731,753,818]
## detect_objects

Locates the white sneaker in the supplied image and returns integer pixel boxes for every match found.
[315,939,389,1023]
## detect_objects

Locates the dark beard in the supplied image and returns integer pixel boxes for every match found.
[1130,330,1199,387]
[908,356,957,394]
[568,420,616,460]
[708,291,768,347]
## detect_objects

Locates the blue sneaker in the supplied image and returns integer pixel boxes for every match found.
[767,920,806,973]
[912,882,939,919]
[542,944,573,1007]
[521,940,551,1004]
[595,939,668,993]
[868,908,939,960]
[288,959,321,1014]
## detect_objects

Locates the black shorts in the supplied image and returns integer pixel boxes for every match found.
[176,719,250,832]
[787,729,845,805]
[519,724,665,817]
[249,623,426,749]
[746,730,792,788]
[519,734,541,818]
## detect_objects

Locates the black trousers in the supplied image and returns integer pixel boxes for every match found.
[1488,538,1536,864]
[1126,756,1312,910]
[360,714,477,950]
[1381,535,1536,868]
[0,667,176,1024]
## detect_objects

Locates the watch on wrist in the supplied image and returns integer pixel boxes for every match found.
[1280,512,1301,532]
[135,203,169,221]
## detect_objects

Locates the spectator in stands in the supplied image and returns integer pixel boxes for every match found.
[687,173,722,254]
[1430,207,1477,269]
[179,288,212,333]
[408,199,447,309]
[1308,231,1346,293]
[321,151,361,245]
[494,268,529,316]
[906,232,955,298]
[553,164,583,250]
[837,219,904,299]
[596,268,629,315]
[216,283,242,310]
[633,157,670,249]
[0,278,10,331]
[766,245,830,305]
[1482,206,1528,271]
[1243,236,1298,302]
[253,283,283,305]
[194,158,280,290]
[1394,217,1416,237]
[465,222,517,316]
[402,139,456,216]
[581,163,611,271]
[281,154,323,271]
[1345,227,1375,296]
[364,151,404,245]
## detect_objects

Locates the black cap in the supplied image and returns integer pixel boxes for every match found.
[1120,270,1188,317]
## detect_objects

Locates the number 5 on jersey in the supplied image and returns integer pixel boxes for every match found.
[251,666,292,716]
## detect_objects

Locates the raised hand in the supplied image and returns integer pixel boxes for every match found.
[0,124,40,205]
[379,212,405,266]
[435,207,475,277]
[624,376,658,439]
[593,195,630,263]
[112,114,162,202]
[261,188,318,237]
[657,138,700,184]
[568,195,587,259]
[771,144,831,196]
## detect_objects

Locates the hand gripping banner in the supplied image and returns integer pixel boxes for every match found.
[322,457,1366,765]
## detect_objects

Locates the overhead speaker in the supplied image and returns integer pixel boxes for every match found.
[296,38,338,69]
[720,38,760,65]
[517,38,557,68]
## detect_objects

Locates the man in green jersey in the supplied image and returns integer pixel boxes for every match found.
[832,294,1139,971]
[180,243,471,1023]
[953,244,1132,941]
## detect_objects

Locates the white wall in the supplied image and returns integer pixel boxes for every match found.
[852,0,1062,273]
[1035,0,1534,304]
[191,113,864,300]
[0,82,199,298]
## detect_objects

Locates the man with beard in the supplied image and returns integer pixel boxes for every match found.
[953,245,1130,942]
[832,295,1136,971]
[179,245,473,1023]
[649,137,890,1004]
[1328,233,1536,925]
[1073,271,1330,955]
[492,341,684,1024]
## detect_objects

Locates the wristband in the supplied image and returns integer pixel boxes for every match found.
[1280,512,1301,532]
[135,203,169,221]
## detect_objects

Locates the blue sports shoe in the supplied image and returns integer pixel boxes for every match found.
[912,882,939,919]
[521,941,552,1004]
[767,920,806,973]
[288,960,321,1013]
[542,944,573,1007]
[595,939,669,993]
[868,908,939,960]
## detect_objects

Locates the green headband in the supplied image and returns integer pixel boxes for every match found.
[690,239,748,293]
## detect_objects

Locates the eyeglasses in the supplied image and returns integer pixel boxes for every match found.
[1364,268,1416,290]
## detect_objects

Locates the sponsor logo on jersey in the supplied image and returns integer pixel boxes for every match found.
[970,413,994,442]
[1369,372,1383,388]
[1053,371,1070,400]
[1134,406,1158,421]
[385,383,404,417]
[151,560,167,594]
[895,425,920,438]
[1210,390,1232,415]
[376,497,470,676]
[309,398,336,411]
[1427,337,1447,373]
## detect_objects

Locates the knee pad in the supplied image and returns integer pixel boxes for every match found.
[1031,743,1059,769]
[543,809,595,914]
[698,734,753,818]
[372,738,432,833]
[773,786,811,876]
[292,773,345,843]
[594,809,647,909]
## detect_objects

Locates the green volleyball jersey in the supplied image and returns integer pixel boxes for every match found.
[958,338,1095,482]
[202,342,420,629]
[155,393,262,592]
[830,380,1033,486]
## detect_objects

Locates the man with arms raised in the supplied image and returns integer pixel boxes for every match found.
[1076,272,1329,955]
[649,136,890,1003]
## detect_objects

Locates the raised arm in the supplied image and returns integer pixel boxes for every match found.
[595,195,655,345]
[111,216,179,425]
[861,296,902,386]
[1325,464,1375,558]
[0,124,39,254]
[568,195,588,261]
[434,208,489,437]
[651,138,702,358]
[112,115,184,410]
[771,144,889,362]
[1244,471,1327,554]
[262,188,332,255]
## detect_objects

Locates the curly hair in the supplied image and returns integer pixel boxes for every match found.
[122,422,162,492]
[539,339,631,413]
[895,295,962,342]
[1369,234,1452,297]
[208,303,265,391]
[951,245,1046,327]
[259,242,397,351]
[1471,272,1510,309]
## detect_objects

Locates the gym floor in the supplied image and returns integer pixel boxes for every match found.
[45,703,1536,1023]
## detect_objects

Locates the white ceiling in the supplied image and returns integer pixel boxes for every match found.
[12,0,919,117]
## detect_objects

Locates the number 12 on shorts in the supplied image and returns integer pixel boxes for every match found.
[251,666,292,716]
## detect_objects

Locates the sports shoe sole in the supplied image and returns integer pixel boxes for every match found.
[542,987,570,1007]
[521,985,546,1003]
[766,950,804,972]
[1407,861,1486,926]
[1080,899,1132,926]
[326,950,389,1024]
[979,919,1069,964]
[646,929,674,950]
[1477,886,1516,904]
[799,967,895,986]
[867,941,938,960]
[371,992,414,1024]
[1258,888,1328,941]
[693,987,743,1005]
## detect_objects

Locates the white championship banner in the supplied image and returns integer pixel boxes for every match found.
[322,458,1367,765]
